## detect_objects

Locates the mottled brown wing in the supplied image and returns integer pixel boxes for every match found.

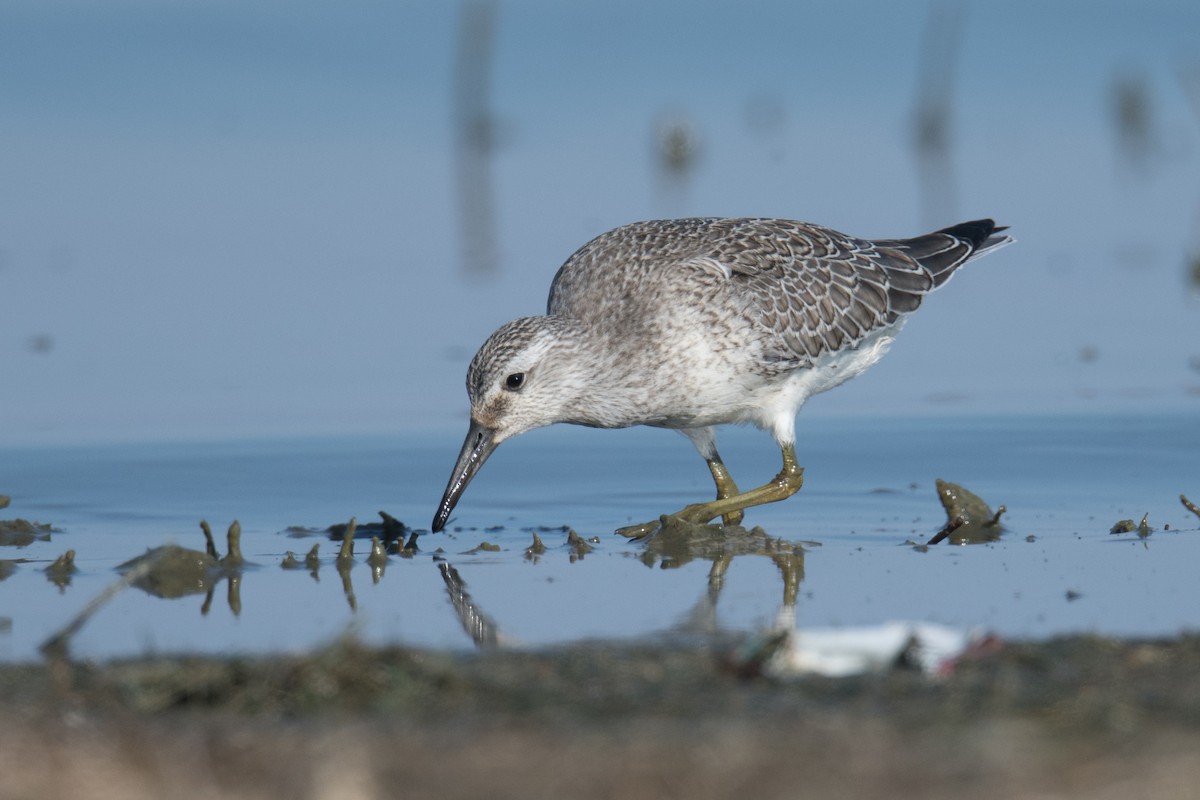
[694,218,935,368]
[547,217,1006,369]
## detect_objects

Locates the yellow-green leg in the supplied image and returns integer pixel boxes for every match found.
[706,454,744,526]
[618,444,805,537]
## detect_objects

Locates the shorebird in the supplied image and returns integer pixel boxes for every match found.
[432,217,1012,535]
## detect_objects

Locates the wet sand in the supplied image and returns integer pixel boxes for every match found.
[3,634,1200,799]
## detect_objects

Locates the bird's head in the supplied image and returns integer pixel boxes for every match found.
[432,316,583,532]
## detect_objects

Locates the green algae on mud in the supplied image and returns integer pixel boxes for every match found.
[1183,494,1200,520]
[1110,513,1154,538]
[0,497,64,582]
[525,531,547,558]
[0,518,53,548]
[39,521,250,659]
[928,479,1006,545]
[44,550,77,590]
[117,520,244,600]
[326,510,413,549]
[0,496,56,547]
[280,543,321,570]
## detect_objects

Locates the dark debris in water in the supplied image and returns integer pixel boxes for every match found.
[566,529,592,561]
[1,496,57,547]
[326,510,409,547]
[277,516,421,610]
[367,537,389,566]
[0,518,54,548]
[525,531,546,560]
[117,520,244,600]
[928,479,1006,545]
[1182,494,1200,521]
[40,520,249,658]
[281,543,321,576]
[1110,513,1153,538]
[44,550,76,590]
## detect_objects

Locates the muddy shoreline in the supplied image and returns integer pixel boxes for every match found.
[3,633,1199,799]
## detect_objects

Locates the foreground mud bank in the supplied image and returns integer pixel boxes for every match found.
[2,634,1199,799]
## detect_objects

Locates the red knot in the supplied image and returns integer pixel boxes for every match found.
[433,217,1012,535]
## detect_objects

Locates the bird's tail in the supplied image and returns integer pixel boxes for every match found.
[878,219,1014,289]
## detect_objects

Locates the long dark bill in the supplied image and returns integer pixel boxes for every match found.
[432,419,498,532]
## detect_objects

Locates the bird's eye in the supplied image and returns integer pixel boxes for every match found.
[504,372,526,391]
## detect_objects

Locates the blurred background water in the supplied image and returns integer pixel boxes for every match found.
[2,0,1199,446]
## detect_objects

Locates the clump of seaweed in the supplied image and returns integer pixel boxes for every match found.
[1182,494,1200,521]
[1110,513,1153,538]
[326,511,414,552]
[928,480,1006,545]
[281,543,320,573]
[524,531,546,562]
[44,550,77,590]
[1,496,57,548]
[117,520,244,599]
[42,520,246,658]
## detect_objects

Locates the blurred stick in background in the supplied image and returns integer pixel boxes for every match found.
[1175,62,1200,295]
[453,0,500,279]
[652,113,701,217]
[1110,71,1159,178]
[910,0,964,228]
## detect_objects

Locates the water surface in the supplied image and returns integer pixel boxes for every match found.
[1,411,1197,663]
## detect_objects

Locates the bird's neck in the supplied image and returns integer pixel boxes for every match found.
[548,319,666,429]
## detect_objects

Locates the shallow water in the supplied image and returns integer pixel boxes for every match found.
[1,411,1198,663]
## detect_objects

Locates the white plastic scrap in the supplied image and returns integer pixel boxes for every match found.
[769,621,973,678]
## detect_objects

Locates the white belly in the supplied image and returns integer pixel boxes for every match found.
[738,322,904,443]
[635,322,904,443]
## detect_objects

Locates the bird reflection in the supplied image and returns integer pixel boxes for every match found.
[437,521,809,650]
[635,519,807,637]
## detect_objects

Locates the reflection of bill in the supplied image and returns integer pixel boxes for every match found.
[439,562,501,648]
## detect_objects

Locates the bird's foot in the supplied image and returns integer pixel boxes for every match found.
[616,503,726,539]
[615,518,664,539]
